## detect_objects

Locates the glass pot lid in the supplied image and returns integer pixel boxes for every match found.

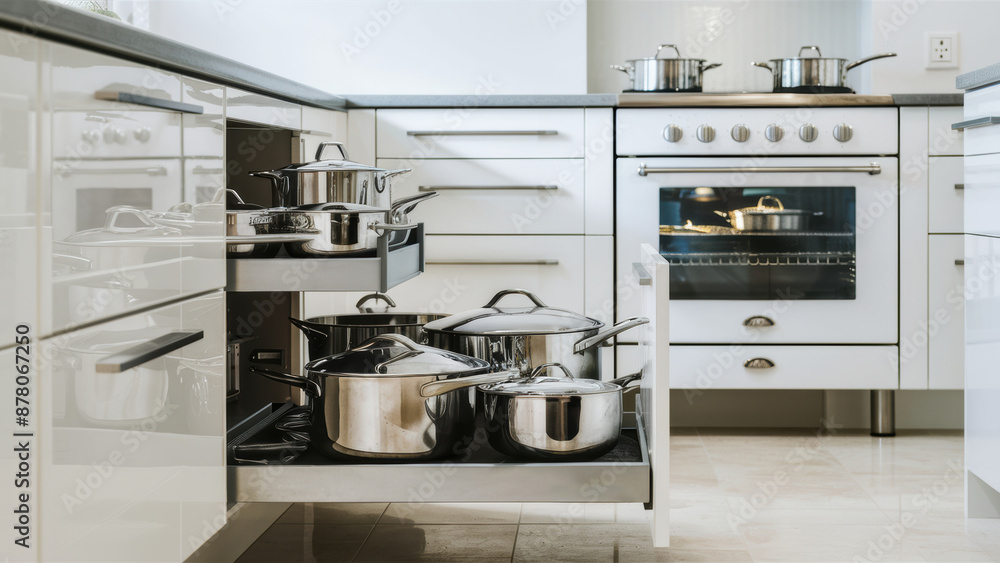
[478,363,622,396]
[421,289,603,336]
[305,334,489,378]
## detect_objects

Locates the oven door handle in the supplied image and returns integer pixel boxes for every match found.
[637,163,882,176]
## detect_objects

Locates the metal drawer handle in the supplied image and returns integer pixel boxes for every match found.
[95,330,204,373]
[955,259,965,266]
[407,130,558,137]
[639,163,881,176]
[744,358,775,369]
[95,91,204,115]
[952,116,1000,131]
[633,262,652,286]
[426,259,559,266]
[955,184,965,190]
[56,166,168,177]
[743,316,775,327]
[418,185,559,192]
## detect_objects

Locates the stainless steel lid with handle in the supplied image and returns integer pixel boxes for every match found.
[478,363,640,397]
[305,334,490,377]
[421,289,602,336]
[267,142,391,175]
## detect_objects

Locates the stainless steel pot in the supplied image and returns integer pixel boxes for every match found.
[422,289,648,379]
[713,195,821,232]
[253,142,410,208]
[290,292,449,360]
[222,190,285,258]
[248,334,514,461]
[478,363,641,461]
[751,46,896,92]
[611,44,722,92]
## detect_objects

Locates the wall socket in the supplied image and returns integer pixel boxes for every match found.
[926,32,959,69]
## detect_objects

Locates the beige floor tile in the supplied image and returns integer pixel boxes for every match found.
[380,502,521,524]
[235,523,374,563]
[704,445,848,479]
[641,548,755,562]
[355,523,517,561]
[519,502,650,524]
[721,475,883,513]
[514,523,655,562]
[741,523,923,561]
[276,502,387,525]
[728,507,892,526]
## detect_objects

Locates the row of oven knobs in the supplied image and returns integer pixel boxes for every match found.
[81,127,152,144]
[664,123,854,143]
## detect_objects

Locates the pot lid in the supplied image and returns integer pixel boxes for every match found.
[284,202,388,214]
[769,45,845,63]
[478,364,622,396]
[64,206,183,245]
[305,334,489,377]
[421,289,602,336]
[267,141,387,175]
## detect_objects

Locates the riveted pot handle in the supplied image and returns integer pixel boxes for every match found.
[484,289,549,308]
[248,365,322,398]
[288,316,329,341]
[610,64,634,77]
[419,371,518,398]
[356,292,397,313]
[573,317,650,353]
[757,195,784,210]
[528,362,574,381]
[611,371,643,391]
[751,62,773,71]
[315,141,349,161]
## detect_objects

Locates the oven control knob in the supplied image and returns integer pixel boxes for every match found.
[731,124,750,142]
[81,130,101,144]
[799,123,818,143]
[134,127,151,143]
[662,124,683,143]
[764,124,784,143]
[696,125,715,143]
[833,123,853,142]
[104,127,127,144]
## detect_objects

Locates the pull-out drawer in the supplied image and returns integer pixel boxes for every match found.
[226,87,302,130]
[50,42,182,111]
[960,85,1000,156]
[965,153,1000,237]
[928,156,964,234]
[378,158,586,234]
[928,235,965,389]
[670,345,898,390]
[376,108,585,159]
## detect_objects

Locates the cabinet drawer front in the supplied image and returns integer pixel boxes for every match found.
[928,107,964,156]
[928,236,965,389]
[965,153,1000,237]
[50,43,182,111]
[963,86,1000,156]
[378,159,585,234]
[928,156,964,233]
[671,345,898,390]
[227,87,302,130]
[376,109,585,158]
[380,235,586,313]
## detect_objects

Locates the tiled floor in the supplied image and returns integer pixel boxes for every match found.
[235,428,1000,562]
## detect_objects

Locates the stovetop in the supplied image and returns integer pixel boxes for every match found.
[617,92,895,107]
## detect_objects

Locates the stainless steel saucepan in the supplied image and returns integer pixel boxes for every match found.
[752,46,896,92]
[612,44,722,92]
[713,196,821,232]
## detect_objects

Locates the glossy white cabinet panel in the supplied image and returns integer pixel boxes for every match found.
[378,158,586,234]
[49,42,181,111]
[39,292,225,562]
[963,84,1000,157]
[964,153,1000,237]
[52,109,181,160]
[226,87,301,130]
[584,108,614,236]
[928,236,965,389]
[928,106,964,156]
[301,105,345,137]
[182,78,225,160]
[376,108,586,159]
[670,345,898,390]
[927,156,964,234]
[379,235,586,314]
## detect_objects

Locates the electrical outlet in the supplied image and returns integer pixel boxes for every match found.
[926,32,959,69]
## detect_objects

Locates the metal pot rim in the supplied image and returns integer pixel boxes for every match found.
[625,56,708,64]
[303,364,491,379]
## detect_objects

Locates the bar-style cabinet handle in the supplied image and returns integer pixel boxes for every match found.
[632,262,652,286]
[418,185,559,192]
[95,331,204,373]
[955,259,965,266]
[952,116,1000,131]
[95,91,205,115]
[955,184,965,190]
[406,130,558,136]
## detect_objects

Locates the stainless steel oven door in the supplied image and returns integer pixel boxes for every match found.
[615,156,898,344]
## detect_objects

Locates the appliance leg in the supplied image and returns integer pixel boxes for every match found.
[870,390,895,437]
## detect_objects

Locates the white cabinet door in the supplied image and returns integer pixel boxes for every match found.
[226,87,301,130]
[927,157,964,234]
[928,106,964,156]
[39,292,226,562]
[928,236,965,389]
[965,234,1000,496]
[965,153,1000,238]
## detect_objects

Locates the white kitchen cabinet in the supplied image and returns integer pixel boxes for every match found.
[962,84,1000,156]
[964,152,1000,238]
[928,156,965,234]
[928,106,964,156]
[226,87,301,130]
[928,236,965,389]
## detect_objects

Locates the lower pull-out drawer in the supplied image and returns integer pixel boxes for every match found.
[670,345,898,390]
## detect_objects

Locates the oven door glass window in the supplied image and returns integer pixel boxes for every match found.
[659,187,856,300]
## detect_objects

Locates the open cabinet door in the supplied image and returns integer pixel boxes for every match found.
[636,243,669,547]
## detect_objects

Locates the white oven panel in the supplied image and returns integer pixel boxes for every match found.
[616,108,898,156]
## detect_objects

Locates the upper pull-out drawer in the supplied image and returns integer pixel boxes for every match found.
[378,158,585,234]
[227,87,302,130]
[376,109,585,159]
[960,84,1000,156]
[50,42,182,111]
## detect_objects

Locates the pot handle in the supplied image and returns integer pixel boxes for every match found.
[419,370,518,398]
[845,52,897,72]
[528,362,574,381]
[655,44,682,59]
[315,141,349,161]
[288,317,329,342]
[750,62,773,71]
[610,371,643,391]
[370,222,419,236]
[573,316,650,353]
[756,195,784,210]
[248,365,322,398]
[701,63,723,72]
[610,64,634,77]
[798,45,823,57]
[390,191,438,221]
[353,333,425,373]
[250,171,290,208]
[713,209,733,222]
[484,289,549,309]
[356,292,397,313]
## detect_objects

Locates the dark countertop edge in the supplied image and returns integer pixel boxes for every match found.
[957,62,1000,91]
[891,93,963,106]
[344,94,620,108]
[0,0,348,112]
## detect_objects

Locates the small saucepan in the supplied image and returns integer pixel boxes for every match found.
[612,44,722,92]
[752,46,896,92]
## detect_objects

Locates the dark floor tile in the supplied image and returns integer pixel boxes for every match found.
[236,523,373,562]
[354,523,517,562]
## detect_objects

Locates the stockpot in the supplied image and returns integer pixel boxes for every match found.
[752,46,896,92]
[478,363,642,461]
[611,44,722,92]
[422,289,649,379]
[249,334,514,461]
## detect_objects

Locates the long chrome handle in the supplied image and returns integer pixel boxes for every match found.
[418,185,559,191]
[406,130,558,137]
[632,262,652,286]
[638,163,881,176]
[952,116,1000,131]
[419,371,517,398]
[95,91,204,114]
[95,330,204,373]
[427,259,559,266]
[56,166,168,177]
[744,358,775,369]
[574,316,650,353]
[743,316,775,327]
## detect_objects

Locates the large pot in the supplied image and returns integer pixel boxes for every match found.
[752,46,896,92]
[248,334,514,461]
[422,289,648,379]
[253,142,409,208]
[289,292,449,360]
[611,44,721,92]
[478,363,641,461]
[713,195,821,232]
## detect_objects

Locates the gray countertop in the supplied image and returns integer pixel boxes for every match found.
[891,93,963,106]
[345,94,619,108]
[957,62,1000,91]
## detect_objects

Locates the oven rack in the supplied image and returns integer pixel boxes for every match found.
[661,251,856,266]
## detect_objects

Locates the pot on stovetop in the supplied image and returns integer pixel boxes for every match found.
[751,46,896,92]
